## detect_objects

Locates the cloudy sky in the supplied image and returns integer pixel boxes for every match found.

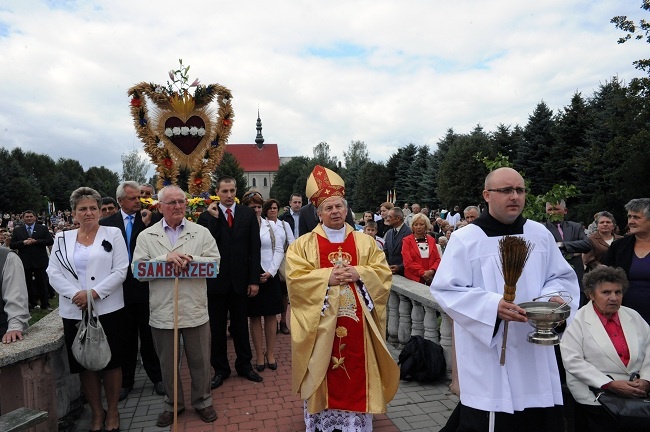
[0,1,646,176]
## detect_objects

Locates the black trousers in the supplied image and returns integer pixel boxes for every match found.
[208,290,253,377]
[24,266,49,308]
[442,403,563,432]
[121,302,162,387]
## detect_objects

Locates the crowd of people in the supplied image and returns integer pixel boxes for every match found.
[1,167,649,431]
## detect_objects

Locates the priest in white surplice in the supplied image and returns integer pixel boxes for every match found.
[431,167,580,432]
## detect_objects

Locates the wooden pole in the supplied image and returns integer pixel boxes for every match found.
[173,277,179,432]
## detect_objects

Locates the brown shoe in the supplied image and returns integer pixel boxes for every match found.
[195,406,218,423]
[156,409,184,427]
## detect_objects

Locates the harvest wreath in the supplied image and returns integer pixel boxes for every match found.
[127,60,234,195]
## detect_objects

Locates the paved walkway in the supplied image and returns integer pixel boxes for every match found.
[74,315,458,432]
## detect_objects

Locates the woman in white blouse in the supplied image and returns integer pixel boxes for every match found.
[264,199,295,334]
[47,187,128,432]
[243,193,285,372]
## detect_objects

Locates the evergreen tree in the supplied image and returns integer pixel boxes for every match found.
[553,92,589,187]
[393,143,418,204]
[491,124,519,162]
[515,101,557,194]
[213,152,248,199]
[436,129,494,209]
[352,162,391,213]
[52,158,86,210]
[342,140,369,209]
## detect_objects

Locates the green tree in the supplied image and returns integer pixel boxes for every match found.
[437,129,494,209]
[491,124,520,162]
[342,140,369,209]
[392,143,418,204]
[0,148,43,211]
[351,162,391,213]
[50,158,85,211]
[85,166,120,198]
[269,156,311,204]
[213,151,248,199]
[312,141,338,168]
[121,149,150,183]
[611,1,650,94]
[515,101,557,194]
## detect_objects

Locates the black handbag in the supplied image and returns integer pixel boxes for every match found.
[592,373,650,428]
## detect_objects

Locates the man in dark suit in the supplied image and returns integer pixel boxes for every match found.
[10,210,53,310]
[280,193,302,240]
[544,200,592,304]
[99,181,163,400]
[198,176,263,388]
[383,207,412,276]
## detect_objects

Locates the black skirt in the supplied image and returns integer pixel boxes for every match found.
[247,275,283,317]
[62,307,125,374]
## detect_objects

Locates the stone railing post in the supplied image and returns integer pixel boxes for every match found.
[423,306,440,344]
[411,301,424,338]
[397,295,412,348]
[387,290,399,345]
[440,312,453,372]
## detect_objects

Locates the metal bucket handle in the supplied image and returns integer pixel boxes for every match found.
[531,291,573,315]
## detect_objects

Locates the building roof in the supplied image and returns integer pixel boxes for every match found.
[226,143,280,172]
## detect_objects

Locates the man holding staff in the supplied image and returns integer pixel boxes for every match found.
[133,185,221,428]
[431,167,579,431]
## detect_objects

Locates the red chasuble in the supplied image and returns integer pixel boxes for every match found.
[317,233,367,412]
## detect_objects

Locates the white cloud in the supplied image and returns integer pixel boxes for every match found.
[0,0,646,176]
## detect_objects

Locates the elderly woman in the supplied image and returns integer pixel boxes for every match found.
[243,192,284,372]
[47,187,128,432]
[560,266,650,431]
[603,198,650,324]
[583,211,622,271]
[401,213,441,285]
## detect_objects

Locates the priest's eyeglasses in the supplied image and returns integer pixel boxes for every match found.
[487,187,526,195]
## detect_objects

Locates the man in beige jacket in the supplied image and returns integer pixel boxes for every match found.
[133,185,221,428]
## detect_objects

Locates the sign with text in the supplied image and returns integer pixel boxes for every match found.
[134,261,219,279]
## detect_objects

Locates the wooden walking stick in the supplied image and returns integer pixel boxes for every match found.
[173,276,179,432]
[498,236,533,366]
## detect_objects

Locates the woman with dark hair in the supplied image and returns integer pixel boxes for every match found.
[583,211,622,271]
[262,198,295,335]
[603,198,650,324]
[561,266,650,431]
[242,192,284,372]
[47,187,128,432]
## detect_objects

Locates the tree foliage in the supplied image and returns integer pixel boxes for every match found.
[269,156,311,205]
[212,151,248,199]
[121,149,150,183]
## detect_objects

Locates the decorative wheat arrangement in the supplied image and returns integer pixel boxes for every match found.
[498,236,534,366]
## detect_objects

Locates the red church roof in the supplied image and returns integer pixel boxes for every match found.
[226,144,280,172]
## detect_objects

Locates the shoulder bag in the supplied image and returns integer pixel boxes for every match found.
[71,290,111,371]
[592,373,650,428]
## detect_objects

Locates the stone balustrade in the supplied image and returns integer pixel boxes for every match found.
[0,310,80,432]
[388,275,453,373]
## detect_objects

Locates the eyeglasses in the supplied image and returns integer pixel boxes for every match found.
[161,200,186,206]
[487,187,526,195]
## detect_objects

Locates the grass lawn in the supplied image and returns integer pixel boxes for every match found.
[28,295,59,325]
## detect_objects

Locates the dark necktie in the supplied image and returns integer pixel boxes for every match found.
[226,208,233,228]
[27,225,33,236]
